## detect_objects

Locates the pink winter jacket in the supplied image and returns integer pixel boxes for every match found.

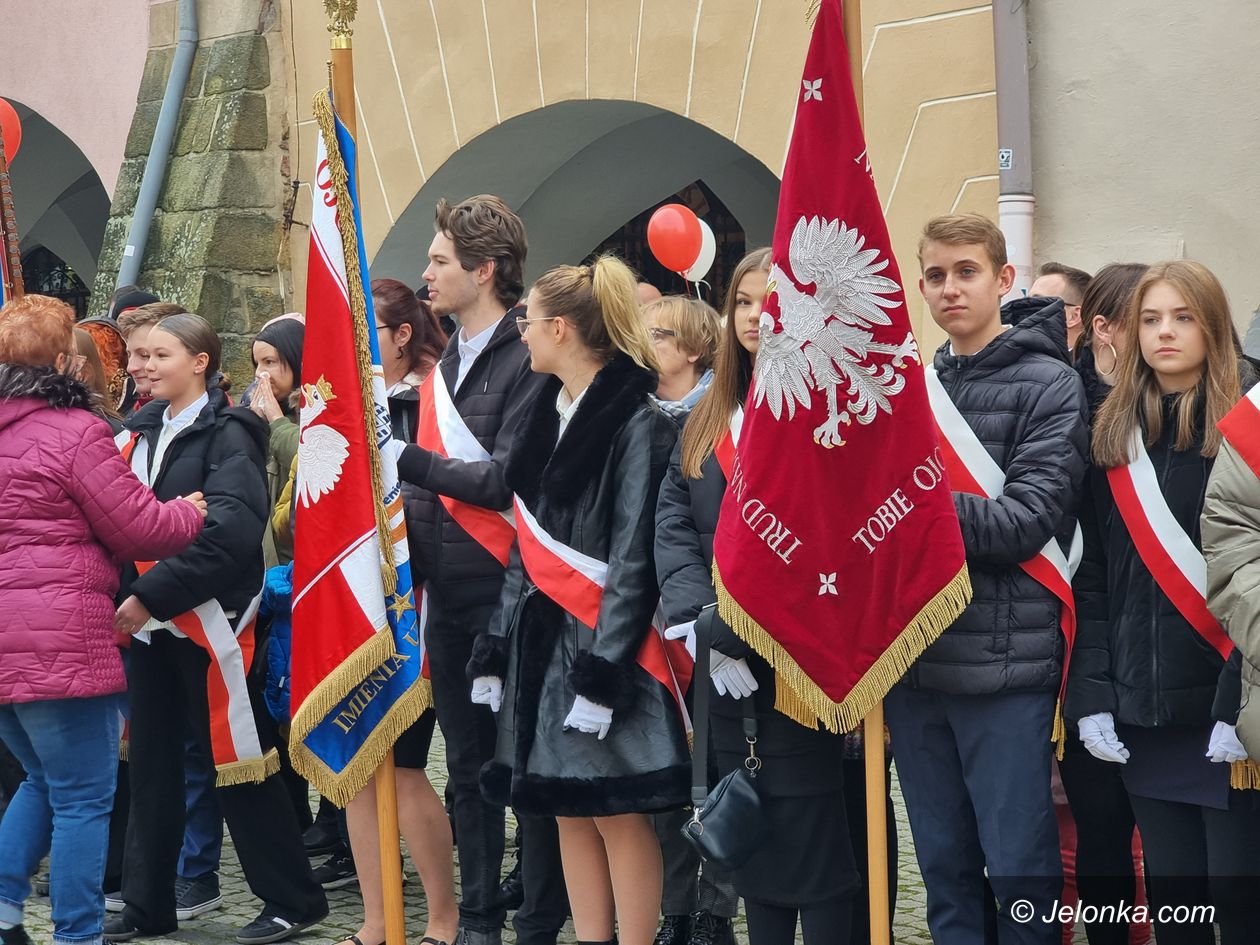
[0,367,204,704]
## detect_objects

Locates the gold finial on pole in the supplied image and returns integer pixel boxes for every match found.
[324,0,357,140]
[324,0,357,42]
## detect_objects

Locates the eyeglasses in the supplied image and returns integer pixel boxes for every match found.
[515,315,562,336]
[374,324,390,331]
[648,327,677,341]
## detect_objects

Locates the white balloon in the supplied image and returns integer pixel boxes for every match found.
[683,219,717,282]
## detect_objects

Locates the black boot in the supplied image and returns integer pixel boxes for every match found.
[689,911,736,945]
[653,914,690,945]
[494,860,524,911]
[0,926,33,945]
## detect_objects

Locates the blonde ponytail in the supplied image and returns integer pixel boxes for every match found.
[590,255,658,372]
[531,254,659,372]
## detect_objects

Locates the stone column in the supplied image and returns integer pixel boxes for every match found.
[93,0,291,381]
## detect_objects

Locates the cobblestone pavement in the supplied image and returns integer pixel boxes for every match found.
[22,730,942,945]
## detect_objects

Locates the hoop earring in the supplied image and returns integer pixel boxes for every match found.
[397,346,404,359]
[1098,342,1118,378]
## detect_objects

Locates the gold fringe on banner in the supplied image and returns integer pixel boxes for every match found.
[1231,757,1260,791]
[291,678,432,807]
[713,561,972,733]
[311,89,397,597]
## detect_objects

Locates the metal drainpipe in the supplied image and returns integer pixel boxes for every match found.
[993,0,1035,300]
[116,0,198,289]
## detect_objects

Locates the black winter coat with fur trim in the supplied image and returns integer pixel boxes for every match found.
[468,354,690,816]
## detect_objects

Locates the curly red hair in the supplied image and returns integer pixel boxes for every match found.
[0,294,75,368]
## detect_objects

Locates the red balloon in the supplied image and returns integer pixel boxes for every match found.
[647,204,702,273]
[0,98,20,163]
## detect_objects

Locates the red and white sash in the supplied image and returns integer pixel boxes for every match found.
[1106,427,1233,660]
[116,429,277,784]
[415,367,516,566]
[925,368,1080,702]
[713,406,744,480]
[512,496,693,730]
[1217,384,1260,481]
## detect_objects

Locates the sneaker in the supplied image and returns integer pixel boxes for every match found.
[104,890,125,913]
[311,850,357,890]
[0,925,34,945]
[235,912,322,945]
[175,874,223,921]
[653,914,690,945]
[688,911,736,945]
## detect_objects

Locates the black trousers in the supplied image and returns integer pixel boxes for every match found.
[426,602,507,932]
[1056,733,1137,945]
[1127,793,1260,945]
[512,813,569,945]
[744,896,854,945]
[121,631,326,931]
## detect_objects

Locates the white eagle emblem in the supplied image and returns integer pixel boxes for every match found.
[296,374,350,507]
[755,216,921,448]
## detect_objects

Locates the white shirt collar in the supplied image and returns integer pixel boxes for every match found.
[163,391,209,434]
[458,320,498,361]
[555,385,588,439]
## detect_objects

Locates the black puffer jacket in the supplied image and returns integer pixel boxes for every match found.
[395,310,548,611]
[904,297,1089,694]
[468,354,689,817]
[655,434,846,796]
[120,389,270,622]
[1067,380,1254,728]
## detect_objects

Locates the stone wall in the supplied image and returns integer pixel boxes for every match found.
[93,0,290,382]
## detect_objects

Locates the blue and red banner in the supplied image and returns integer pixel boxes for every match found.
[289,91,427,805]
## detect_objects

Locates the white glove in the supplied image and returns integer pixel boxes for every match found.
[382,438,408,463]
[664,621,697,659]
[1078,712,1129,764]
[711,654,759,699]
[470,676,503,713]
[563,695,613,740]
[1206,721,1248,764]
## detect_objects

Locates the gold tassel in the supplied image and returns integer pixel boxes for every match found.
[805,0,821,26]
[289,678,433,807]
[311,89,397,596]
[214,748,281,787]
[1230,757,1260,791]
[118,738,129,762]
[714,561,972,733]
[1052,700,1066,761]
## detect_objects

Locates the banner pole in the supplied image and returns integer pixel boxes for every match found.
[839,2,893,943]
[0,125,24,302]
[324,4,406,945]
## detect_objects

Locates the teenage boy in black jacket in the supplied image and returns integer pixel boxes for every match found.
[884,214,1089,945]
[393,196,560,945]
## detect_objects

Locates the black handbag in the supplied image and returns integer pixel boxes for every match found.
[680,607,771,870]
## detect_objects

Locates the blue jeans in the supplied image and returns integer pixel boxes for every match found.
[0,694,123,945]
[178,733,222,881]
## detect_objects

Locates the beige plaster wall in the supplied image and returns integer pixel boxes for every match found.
[0,0,153,193]
[1028,1,1260,328]
[287,0,998,342]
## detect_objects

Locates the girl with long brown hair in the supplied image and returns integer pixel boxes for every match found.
[656,248,862,945]
[1067,261,1260,944]
[466,254,688,945]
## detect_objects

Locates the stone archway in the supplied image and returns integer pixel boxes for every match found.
[369,99,781,285]
[4,100,111,284]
